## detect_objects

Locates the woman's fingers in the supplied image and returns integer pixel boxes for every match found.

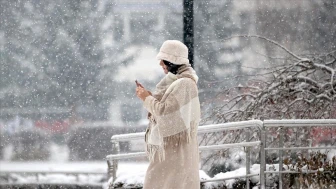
[135,86,150,101]
[136,87,145,96]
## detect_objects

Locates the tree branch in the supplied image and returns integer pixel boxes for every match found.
[223,35,305,61]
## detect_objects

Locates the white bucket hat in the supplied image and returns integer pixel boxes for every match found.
[156,40,190,65]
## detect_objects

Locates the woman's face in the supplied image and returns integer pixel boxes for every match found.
[159,60,169,74]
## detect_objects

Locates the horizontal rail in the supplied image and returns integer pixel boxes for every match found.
[199,141,261,151]
[264,119,336,127]
[0,183,103,187]
[0,170,106,175]
[111,132,145,142]
[111,120,263,142]
[106,152,146,160]
[265,146,336,150]
[197,120,263,133]
[111,119,336,142]
[265,170,324,174]
[201,173,260,183]
[106,141,261,160]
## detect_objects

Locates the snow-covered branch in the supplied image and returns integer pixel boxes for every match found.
[201,45,336,174]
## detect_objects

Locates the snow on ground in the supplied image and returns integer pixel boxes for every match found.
[2,160,272,189]
[0,161,108,185]
[110,169,215,188]
[111,161,149,188]
[108,163,281,189]
[0,161,149,187]
[7,157,336,189]
[1,160,283,189]
[202,164,279,189]
[6,173,104,186]
[0,161,108,173]
[2,150,335,188]
[322,148,336,161]
[111,165,147,188]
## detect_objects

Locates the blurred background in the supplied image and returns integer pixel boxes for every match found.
[0,0,335,166]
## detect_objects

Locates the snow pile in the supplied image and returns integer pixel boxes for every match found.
[108,163,147,188]
[109,170,146,188]
[107,162,149,188]
[199,170,211,181]
[202,164,278,189]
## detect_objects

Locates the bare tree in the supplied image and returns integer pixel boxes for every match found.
[200,36,336,174]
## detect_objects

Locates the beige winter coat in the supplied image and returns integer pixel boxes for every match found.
[142,66,201,189]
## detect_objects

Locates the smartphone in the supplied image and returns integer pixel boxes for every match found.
[135,80,140,87]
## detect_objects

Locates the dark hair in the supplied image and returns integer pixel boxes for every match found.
[163,60,183,74]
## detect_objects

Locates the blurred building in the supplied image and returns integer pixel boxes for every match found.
[111,0,182,43]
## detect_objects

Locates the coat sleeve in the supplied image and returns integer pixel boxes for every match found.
[143,79,189,117]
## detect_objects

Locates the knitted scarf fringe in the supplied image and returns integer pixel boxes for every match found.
[146,123,197,162]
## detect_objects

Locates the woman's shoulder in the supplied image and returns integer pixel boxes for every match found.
[171,77,193,84]
[170,77,197,91]
[179,77,197,85]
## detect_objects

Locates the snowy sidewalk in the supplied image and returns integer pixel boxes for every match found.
[0,161,148,189]
[0,161,281,189]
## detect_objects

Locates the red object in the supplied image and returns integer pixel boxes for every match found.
[311,127,336,146]
[35,120,70,133]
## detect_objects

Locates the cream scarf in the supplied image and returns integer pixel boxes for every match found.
[144,65,200,162]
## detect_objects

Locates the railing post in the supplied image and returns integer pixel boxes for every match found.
[107,160,113,180]
[278,127,284,189]
[112,140,120,182]
[245,130,251,189]
[260,123,266,189]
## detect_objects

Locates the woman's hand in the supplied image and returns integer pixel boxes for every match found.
[136,86,151,101]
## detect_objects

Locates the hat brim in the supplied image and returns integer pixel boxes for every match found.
[156,51,189,65]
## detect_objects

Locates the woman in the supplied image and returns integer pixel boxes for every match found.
[136,40,201,189]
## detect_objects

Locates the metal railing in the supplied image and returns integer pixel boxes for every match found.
[262,119,336,189]
[106,119,336,189]
[107,120,263,189]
